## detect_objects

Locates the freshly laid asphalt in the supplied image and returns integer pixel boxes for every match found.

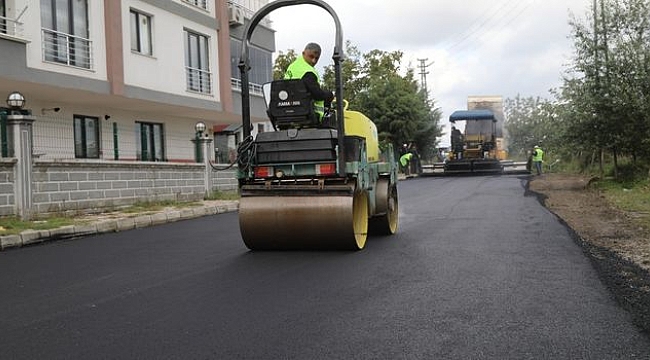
[1,175,649,359]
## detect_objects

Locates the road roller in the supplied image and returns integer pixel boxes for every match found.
[235,0,399,250]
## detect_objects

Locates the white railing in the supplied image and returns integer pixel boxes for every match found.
[229,0,266,12]
[181,0,208,11]
[186,67,213,94]
[41,28,93,70]
[230,78,264,96]
[0,15,25,39]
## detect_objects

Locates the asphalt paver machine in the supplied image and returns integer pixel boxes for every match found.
[444,109,504,174]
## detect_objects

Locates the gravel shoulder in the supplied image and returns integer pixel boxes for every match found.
[529,174,650,335]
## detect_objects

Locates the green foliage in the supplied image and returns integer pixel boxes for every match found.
[505,0,650,179]
[594,177,650,231]
[273,49,297,80]
[276,40,443,161]
[322,41,364,105]
[602,161,650,184]
[204,190,240,201]
[562,0,650,159]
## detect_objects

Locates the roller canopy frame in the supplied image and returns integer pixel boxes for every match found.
[449,109,496,123]
[237,0,346,177]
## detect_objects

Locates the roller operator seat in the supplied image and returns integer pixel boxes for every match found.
[267,79,319,130]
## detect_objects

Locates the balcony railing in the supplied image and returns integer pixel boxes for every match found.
[41,28,93,70]
[186,67,213,94]
[0,15,25,39]
[182,0,208,11]
[230,78,264,96]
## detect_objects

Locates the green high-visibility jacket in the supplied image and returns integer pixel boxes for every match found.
[284,56,325,120]
[400,153,413,167]
[533,148,544,162]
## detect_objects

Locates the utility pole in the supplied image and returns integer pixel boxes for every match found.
[417,58,433,96]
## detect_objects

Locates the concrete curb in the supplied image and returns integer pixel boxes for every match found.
[0,201,240,251]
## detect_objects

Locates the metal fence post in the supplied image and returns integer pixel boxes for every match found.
[113,122,119,160]
[0,109,8,157]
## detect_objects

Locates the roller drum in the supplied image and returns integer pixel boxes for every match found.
[239,192,368,250]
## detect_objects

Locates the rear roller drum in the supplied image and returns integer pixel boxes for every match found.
[370,181,399,235]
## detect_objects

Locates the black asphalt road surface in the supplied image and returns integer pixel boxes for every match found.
[1,175,649,359]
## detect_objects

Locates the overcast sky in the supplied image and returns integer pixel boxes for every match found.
[267,0,592,146]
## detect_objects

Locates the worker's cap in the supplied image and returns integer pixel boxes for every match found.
[534,145,539,148]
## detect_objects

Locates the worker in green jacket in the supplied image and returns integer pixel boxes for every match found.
[400,152,413,176]
[284,43,334,124]
[532,145,544,175]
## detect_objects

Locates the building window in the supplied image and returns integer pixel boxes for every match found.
[184,29,212,94]
[230,38,272,86]
[182,0,208,10]
[130,9,152,55]
[40,0,92,69]
[135,122,165,161]
[74,115,100,159]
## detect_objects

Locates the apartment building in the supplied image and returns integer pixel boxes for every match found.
[0,0,274,163]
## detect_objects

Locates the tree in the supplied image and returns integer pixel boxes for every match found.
[485,0,650,177]
[560,0,650,175]
[323,43,443,160]
[272,42,443,160]
[272,49,297,80]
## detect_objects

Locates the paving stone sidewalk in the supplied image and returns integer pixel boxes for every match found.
[0,200,240,251]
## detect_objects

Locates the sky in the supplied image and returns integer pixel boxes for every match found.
[266,0,593,147]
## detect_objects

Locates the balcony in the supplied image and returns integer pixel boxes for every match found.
[230,78,263,96]
[181,0,208,11]
[186,67,213,95]
[0,14,26,40]
[41,28,93,70]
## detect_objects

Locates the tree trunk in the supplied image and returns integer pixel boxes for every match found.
[613,147,618,180]
[599,148,604,178]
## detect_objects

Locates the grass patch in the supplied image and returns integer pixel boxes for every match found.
[120,200,201,214]
[205,190,240,201]
[0,216,75,236]
[594,177,650,233]
[0,198,224,235]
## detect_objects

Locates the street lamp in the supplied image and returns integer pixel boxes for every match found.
[195,121,206,135]
[6,91,26,109]
[194,121,207,163]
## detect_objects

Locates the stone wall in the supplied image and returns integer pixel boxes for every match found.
[0,159,16,217]
[0,160,239,217]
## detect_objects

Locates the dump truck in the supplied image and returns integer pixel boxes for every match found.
[234,0,399,250]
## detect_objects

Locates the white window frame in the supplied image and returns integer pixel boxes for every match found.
[130,8,153,56]
[184,29,212,94]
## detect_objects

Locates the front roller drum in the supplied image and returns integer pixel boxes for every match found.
[239,192,369,250]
